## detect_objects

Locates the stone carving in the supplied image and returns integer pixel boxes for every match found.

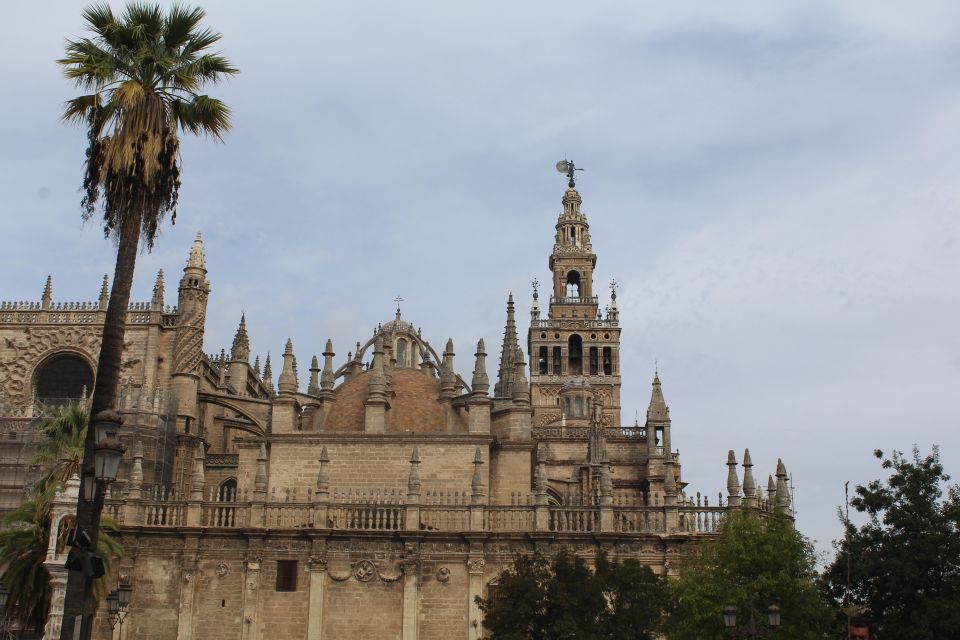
[307,556,328,571]
[466,558,485,574]
[215,562,229,577]
[328,559,403,583]
[0,326,100,404]
[536,412,561,427]
[354,560,377,582]
[436,567,451,583]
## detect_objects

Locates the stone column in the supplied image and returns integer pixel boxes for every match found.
[466,558,485,640]
[401,557,420,640]
[240,556,262,640]
[306,557,327,640]
[176,536,200,640]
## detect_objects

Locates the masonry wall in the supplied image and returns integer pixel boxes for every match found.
[323,575,403,639]
[418,560,469,640]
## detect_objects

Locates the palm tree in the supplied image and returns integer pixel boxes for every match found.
[57,4,236,637]
[0,407,122,635]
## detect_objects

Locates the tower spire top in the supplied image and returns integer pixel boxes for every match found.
[495,293,520,398]
[555,159,584,188]
[186,231,206,271]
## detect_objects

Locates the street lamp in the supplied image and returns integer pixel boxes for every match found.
[106,578,132,639]
[722,604,781,637]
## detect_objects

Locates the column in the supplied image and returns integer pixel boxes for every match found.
[306,558,327,640]
[176,536,200,640]
[401,557,419,640]
[467,558,485,640]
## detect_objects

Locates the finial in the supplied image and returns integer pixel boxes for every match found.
[609,279,618,300]
[99,274,110,304]
[472,338,489,394]
[231,313,250,362]
[532,278,539,300]
[555,158,583,188]
[186,231,206,270]
[152,269,165,306]
[394,295,403,320]
[42,275,52,307]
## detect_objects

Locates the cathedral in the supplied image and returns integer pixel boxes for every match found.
[0,176,792,639]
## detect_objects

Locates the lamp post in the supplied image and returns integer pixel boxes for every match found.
[65,410,126,640]
[722,604,781,638]
[106,578,132,640]
[0,584,10,640]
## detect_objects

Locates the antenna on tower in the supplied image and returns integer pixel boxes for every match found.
[555,159,584,188]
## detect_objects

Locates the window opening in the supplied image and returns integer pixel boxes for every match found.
[568,335,583,375]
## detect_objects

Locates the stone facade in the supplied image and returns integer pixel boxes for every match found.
[0,183,794,639]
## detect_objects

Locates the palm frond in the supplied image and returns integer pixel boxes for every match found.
[171,94,232,138]
[164,4,207,49]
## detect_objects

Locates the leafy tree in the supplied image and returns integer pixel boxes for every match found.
[823,447,960,639]
[0,407,122,634]
[476,552,668,640]
[57,5,235,636]
[667,510,835,640]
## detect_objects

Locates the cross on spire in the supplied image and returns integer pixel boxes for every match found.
[394,296,404,320]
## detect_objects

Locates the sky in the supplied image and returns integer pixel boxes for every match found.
[2,0,959,559]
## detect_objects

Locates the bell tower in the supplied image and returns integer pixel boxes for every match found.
[528,161,622,428]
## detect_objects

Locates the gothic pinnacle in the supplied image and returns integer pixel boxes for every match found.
[726,450,742,506]
[278,338,298,394]
[495,294,520,398]
[42,275,52,308]
[742,448,757,507]
[440,338,456,394]
[152,269,165,307]
[308,355,321,395]
[471,339,489,395]
[262,353,275,394]
[186,231,206,271]
[775,458,792,512]
[99,274,109,308]
[231,313,250,362]
[321,339,336,391]
[646,371,669,422]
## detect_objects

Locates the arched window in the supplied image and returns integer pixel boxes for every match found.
[218,478,238,502]
[538,347,548,375]
[35,353,94,404]
[568,335,583,375]
[565,271,581,298]
[396,339,408,367]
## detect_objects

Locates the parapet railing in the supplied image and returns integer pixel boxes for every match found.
[533,426,646,440]
[104,489,743,536]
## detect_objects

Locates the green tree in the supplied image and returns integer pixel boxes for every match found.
[823,447,960,639]
[667,511,834,640]
[0,407,122,634]
[57,5,236,636]
[476,552,668,640]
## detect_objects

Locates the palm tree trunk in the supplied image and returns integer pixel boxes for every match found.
[60,208,142,640]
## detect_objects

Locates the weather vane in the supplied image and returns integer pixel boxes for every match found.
[555,159,584,188]
[532,278,540,298]
[609,279,618,299]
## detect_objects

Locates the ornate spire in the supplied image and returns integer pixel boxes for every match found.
[321,339,336,391]
[41,275,52,309]
[278,338,298,394]
[471,339,489,395]
[218,349,227,386]
[99,274,109,309]
[253,355,261,378]
[494,294,520,397]
[262,353,275,395]
[646,371,670,422]
[231,313,250,362]
[726,450,742,507]
[775,459,792,513]
[186,231,206,271]
[440,338,456,396]
[742,448,757,508]
[307,355,321,395]
[767,474,777,506]
[152,269,165,308]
